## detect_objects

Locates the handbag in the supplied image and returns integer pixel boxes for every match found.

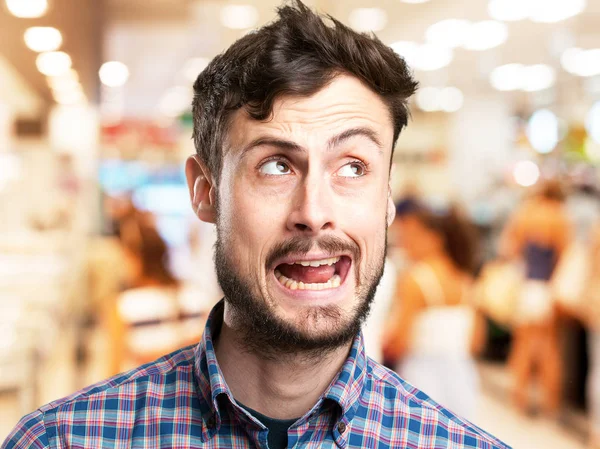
[474,260,523,328]
[551,241,590,313]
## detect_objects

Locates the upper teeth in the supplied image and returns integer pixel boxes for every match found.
[287,257,340,267]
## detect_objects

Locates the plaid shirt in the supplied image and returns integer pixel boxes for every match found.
[3,301,510,448]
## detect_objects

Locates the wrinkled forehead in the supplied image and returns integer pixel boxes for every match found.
[225,75,394,155]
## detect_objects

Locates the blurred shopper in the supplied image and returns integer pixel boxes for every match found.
[383,201,486,420]
[571,222,600,449]
[3,2,507,448]
[108,219,211,373]
[500,180,571,416]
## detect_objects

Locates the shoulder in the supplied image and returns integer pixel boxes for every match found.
[363,359,511,449]
[2,410,48,449]
[2,346,197,449]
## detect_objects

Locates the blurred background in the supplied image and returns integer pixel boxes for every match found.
[1,0,600,447]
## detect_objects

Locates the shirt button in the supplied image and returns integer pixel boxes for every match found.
[337,422,347,434]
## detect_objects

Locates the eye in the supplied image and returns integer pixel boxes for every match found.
[337,161,366,178]
[260,160,291,176]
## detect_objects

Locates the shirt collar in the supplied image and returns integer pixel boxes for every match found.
[193,300,368,430]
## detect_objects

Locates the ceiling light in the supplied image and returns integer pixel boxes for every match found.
[349,8,388,32]
[513,160,540,187]
[490,63,523,91]
[36,51,72,77]
[522,64,555,91]
[390,41,418,66]
[181,57,210,83]
[391,41,452,71]
[561,47,583,74]
[527,109,559,153]
[580,49,600,77]
[99,61,130,87]
[220,4,259,30]
[439,87,464,112]
[487,0,529,21]
[5,0,47,18]
[561,47,600,77]
[426,19,470,49]
[414,44,453,71]
[587,102,600,144]
[158,86,193,118]
[490,63,555,91]
[24,27,62,53]
[529,0,586,23]
[415,87,440,112]
[488,0,586,23]
[415,86,463,112]
[463,20,508,51]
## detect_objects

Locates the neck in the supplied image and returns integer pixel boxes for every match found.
[214,303,352,420]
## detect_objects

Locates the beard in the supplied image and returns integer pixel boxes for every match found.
[213,229,387,360]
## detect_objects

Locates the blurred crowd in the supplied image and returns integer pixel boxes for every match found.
[370,179,600,448]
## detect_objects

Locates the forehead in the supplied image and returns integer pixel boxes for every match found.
[227,74,394,151]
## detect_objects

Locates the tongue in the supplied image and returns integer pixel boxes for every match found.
[277,264,335,284]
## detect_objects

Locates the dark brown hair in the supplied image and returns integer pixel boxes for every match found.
[407,204,479,275]
[123,221,179,287]
[192,0,418,183]
[539,179,566,202]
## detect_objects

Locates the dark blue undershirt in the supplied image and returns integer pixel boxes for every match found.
[239,402,299,449]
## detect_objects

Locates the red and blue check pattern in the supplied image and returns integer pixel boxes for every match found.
[3,301,511,448]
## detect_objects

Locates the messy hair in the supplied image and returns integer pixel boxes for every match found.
[192,0,418,183]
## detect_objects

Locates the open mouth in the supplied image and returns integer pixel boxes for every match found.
[273,255,352,291]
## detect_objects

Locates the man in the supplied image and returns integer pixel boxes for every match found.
[3,2,510,448]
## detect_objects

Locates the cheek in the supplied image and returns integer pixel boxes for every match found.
[220,175,288,262]
[336,184,388,232]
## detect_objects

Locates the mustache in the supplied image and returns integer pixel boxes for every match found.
[266,235,361,269]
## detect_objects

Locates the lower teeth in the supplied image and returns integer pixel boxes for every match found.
[274,270,341,290]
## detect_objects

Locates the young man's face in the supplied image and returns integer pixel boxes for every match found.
[201,75,396,354]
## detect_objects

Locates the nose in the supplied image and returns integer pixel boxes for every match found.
[286,175,334,235]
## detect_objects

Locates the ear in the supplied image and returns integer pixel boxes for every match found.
[185,155,217,224]
[386,186,396,228]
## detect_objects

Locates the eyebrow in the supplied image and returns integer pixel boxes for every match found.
[240,126,384,157]
[327,127,383,153]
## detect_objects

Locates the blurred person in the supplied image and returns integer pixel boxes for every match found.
[383,201,486,420]
[361,256,396,363]
[566,184,600,243]
[3,2,508,449]
[562,221,600,449]
[500,180,571,416]
[108,219,212,374]
[102,193,145,238]
[582,223,600,449]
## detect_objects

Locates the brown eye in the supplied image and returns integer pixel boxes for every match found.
[338,162,365,177]
[260,160,291,175]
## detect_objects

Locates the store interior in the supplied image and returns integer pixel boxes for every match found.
[2,0,600,447]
